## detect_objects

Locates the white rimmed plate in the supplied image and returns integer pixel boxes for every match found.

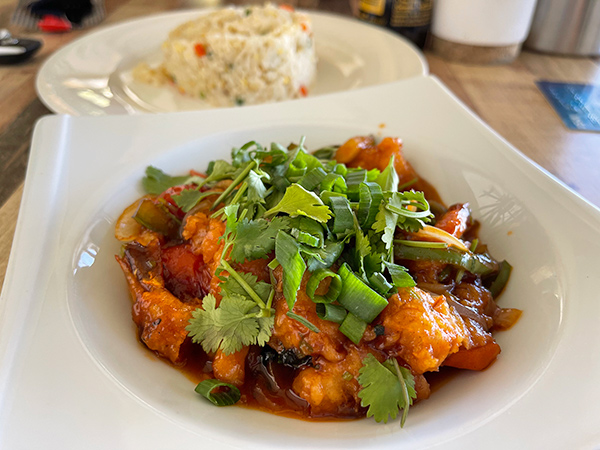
[35,9,428,115]
[1,76,599,449]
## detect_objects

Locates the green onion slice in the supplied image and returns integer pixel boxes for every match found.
[299,167,327,191]
[315,303,347,324]
[307,269,342,304]
[368,272,393,296]
[345,170,367,200]
[339,312,368,345]
[357,182,383,229]
[326,195,354,234]
[195,379,241,406]
[321,173,347,194]
[337,263,388,323]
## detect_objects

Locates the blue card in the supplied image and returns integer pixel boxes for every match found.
[536,81,600,132]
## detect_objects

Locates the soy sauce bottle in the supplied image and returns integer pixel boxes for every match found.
[388,0,432,49]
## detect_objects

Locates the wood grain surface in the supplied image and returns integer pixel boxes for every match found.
[1,0,599,290]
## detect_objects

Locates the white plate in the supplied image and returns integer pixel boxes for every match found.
[2,76,600,449]
[35,9,427,115]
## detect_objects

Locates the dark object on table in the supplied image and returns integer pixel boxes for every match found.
[11,0,105,31]
[28,0,92,25]
[354,0,431,49]
[0,29,42,64]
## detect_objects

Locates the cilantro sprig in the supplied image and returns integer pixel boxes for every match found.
[358,354,417,426]
[186,204,276,355]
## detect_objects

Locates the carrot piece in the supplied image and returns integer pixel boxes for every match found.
[279,3,295,11]
[299,85,308,97]
[443,341,501,371]
[194,43,206,57]
[335,136,375,164]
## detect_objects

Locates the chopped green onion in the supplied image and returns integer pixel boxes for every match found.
[306,269,342,304]
[339,312,368,344]
[299,167,327,191]
[286,311,320,333]
[395,244,498,276]
[315,303,347,324]
[345,170,367,200]
[337,263,388,323]
[368,272,393,296]
[321,173,347,193]
[195,379,241,406]
[326,195,354,234]
[332,163,348,176]
[291,229,321,247]
[357,182,383,229]
[290,216,324,248]
[488,260,512,297]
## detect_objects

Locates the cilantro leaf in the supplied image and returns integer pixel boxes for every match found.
[229,217,290,263]
[186,294,274,355]
[384,261,416,288]
[203,160,237,184]
[265,184,332,223]
[373,202,398,250]
[357,354,416,425]
[376,156,399,193]
[386,191,433,233]
[246,169,268,204]
[172,190,215,213]
[220,271,271,303]
[142,166,203,195]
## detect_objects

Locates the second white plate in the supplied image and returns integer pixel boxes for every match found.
[36,9,428,115]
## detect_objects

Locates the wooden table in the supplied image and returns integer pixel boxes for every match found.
[1,0,599,290]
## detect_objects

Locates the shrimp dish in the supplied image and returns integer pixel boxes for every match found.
[114,136,521,424]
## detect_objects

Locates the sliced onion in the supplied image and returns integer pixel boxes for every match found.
[493,307,522,330]
[444,294,490,331]
[413,225,470,251]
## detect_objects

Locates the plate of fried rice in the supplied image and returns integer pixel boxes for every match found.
[35,5,428,115]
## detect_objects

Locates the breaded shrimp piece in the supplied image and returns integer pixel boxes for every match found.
[116,253,196,364]
[376,287,468,374]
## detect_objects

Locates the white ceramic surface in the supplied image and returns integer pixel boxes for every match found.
[1,76,600,449]
[35,9,427,116]
[432,0,538,46]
